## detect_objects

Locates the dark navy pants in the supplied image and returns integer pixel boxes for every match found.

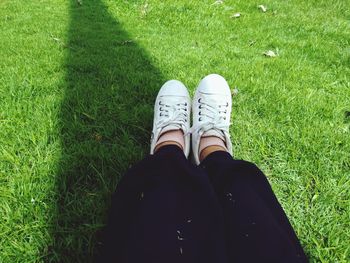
[97,145,308,263]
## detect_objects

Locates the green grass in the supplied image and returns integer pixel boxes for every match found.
[0,0,349,262]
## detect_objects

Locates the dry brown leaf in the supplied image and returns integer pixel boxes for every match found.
[232,87,239,96]
[231,13,241,18]
[258,5,267,12]
[263,50,277,57]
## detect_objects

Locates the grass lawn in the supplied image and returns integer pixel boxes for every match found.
[1,0,349,262]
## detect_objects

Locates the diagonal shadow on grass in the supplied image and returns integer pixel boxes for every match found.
[48,0,163,261]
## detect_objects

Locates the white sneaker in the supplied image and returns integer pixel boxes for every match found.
[150,80,191,157]
[190,74,233,164]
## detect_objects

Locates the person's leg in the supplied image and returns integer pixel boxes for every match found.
[191,74,308,263]
[97,145,227,263]
[96,80,227,263]
[201,152,308,263]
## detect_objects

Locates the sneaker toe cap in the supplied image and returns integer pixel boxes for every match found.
[159,80,189,97]
[197,74,231,96]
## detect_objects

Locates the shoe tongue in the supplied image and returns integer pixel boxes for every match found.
[202,129,225,141]
[160,124,181,135]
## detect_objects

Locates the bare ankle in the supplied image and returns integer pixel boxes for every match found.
[198,136,227,162]
[199,145,227,162]
[154,130,184,153]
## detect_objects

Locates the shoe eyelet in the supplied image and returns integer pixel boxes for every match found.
[198,98,201,103]
[185,103,187,106]
[159,101,162,105]
[199,105,202,109]
[226,102,229,107]
[199,111,201,115]
[199,117,202,121]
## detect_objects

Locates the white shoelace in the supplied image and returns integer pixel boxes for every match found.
[156,100,188,132]
[188,97,230,136]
